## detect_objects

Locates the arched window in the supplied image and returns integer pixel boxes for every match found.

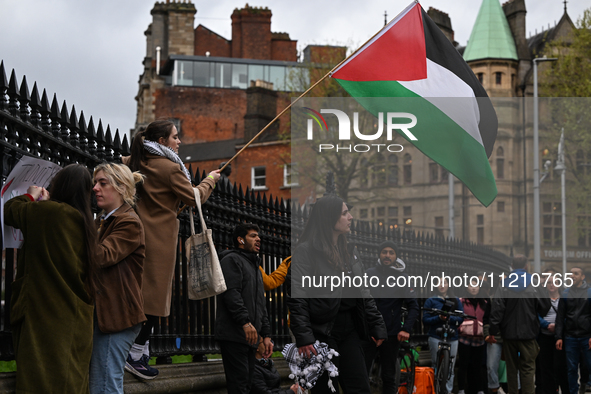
[403,154,412,185]
[429,160,439,183]
[372,153,386,186]
[495,72,502,85]
[360,158,368,187]
[496,146,505,179]
[388,155,399,186]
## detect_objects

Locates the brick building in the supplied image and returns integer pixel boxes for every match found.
[134,1,335,202]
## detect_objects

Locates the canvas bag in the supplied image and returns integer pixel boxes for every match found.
[185,188,226,300]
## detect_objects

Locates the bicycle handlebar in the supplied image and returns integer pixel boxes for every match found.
[421,307,476,320]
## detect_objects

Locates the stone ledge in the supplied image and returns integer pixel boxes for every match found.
[0,359,292,394]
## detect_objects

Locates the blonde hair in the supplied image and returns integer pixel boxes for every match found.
[93,163,145,207]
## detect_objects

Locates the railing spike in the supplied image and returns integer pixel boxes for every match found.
[7,69,19,116]
[0,61,8,110]
[121,134,130,156]
[18,75,31,122]
[113,130,121,161]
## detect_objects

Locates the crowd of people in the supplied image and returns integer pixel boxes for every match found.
[5,118,591,394]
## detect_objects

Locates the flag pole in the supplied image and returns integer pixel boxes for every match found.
[179,1,419,214]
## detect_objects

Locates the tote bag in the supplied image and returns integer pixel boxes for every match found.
[185,188,227,300]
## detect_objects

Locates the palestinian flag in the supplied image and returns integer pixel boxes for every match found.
[331,1,498,206]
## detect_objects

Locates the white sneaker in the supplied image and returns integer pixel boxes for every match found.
[458,391,465,394]
[497,388,507,394]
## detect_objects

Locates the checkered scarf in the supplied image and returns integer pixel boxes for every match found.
[282,341,339,393]
[144,140,191,182]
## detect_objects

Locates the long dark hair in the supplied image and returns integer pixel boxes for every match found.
[128,119,175,172]
[298,195,350,270]
[49,164,98,298]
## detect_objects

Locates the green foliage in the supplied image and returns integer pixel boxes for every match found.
[540,8,591,231]
[542,9,591,97]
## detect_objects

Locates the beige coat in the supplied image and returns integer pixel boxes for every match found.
[123,154,215,316]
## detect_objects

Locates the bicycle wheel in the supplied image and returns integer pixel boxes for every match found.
[434,348,450,394]
[395,347,416,394]
[369,352,383,389]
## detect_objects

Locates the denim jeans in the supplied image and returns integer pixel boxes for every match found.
[564,336,591,394]
[89,322,142,394]
[487,342,502,389]
[429,336,458,394]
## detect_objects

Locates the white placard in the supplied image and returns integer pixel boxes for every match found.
[1,156,62,249]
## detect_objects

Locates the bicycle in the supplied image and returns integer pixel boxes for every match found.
[395,340,416,394]
[422,305,475,394]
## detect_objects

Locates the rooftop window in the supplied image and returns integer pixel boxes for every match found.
[171,58,309,92]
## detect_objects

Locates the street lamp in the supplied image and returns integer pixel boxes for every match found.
[533,56,557,273]
[554,129,567,278]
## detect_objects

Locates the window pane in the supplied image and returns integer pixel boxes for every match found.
[403,206,412,216]
[543,202,552,213]
[286,67,309,91]
[248,64,264,86]
[388,206,398,217]
[477,214,484,225]
[232,64,248,89]
[554,228,562,245]
[543,228,552,245]
[377,207,385,217]
[176,61,193,86]
[579,229,586,247]
[497,158,504,179]
[435,216,444,227]
[543,215,552,225]
[214,63,232,88]
[360,209,368,219]
[430,163,439,182]
[193,62,210,87]
[554,215,562,226]
[388,166,398,186]
[403,165,412,184]
[269,66,285,91]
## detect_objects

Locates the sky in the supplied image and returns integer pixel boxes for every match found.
[0,0,587,137]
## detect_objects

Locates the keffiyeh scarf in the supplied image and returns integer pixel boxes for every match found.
[144,140,191,182]
[282,341,339,393]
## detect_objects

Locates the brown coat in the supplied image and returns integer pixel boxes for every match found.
[95,203,147,333]
[122,154,215,316]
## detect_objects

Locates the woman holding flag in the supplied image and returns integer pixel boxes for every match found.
[123,119,220,379]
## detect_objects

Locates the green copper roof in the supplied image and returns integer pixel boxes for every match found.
[463,0,518,62]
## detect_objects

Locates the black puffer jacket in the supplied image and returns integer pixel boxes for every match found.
[286,241,387,347]
[489,272,551,340]
[250,360,292,394]
[555,282,591,339]
[215,249,271,346]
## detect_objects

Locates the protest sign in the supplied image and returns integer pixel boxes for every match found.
[1,156,61,249]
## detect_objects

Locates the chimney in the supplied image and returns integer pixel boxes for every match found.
[244,85,278,142]
[231,4,272,59]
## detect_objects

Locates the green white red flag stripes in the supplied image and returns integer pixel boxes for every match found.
[331,1,498,207]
